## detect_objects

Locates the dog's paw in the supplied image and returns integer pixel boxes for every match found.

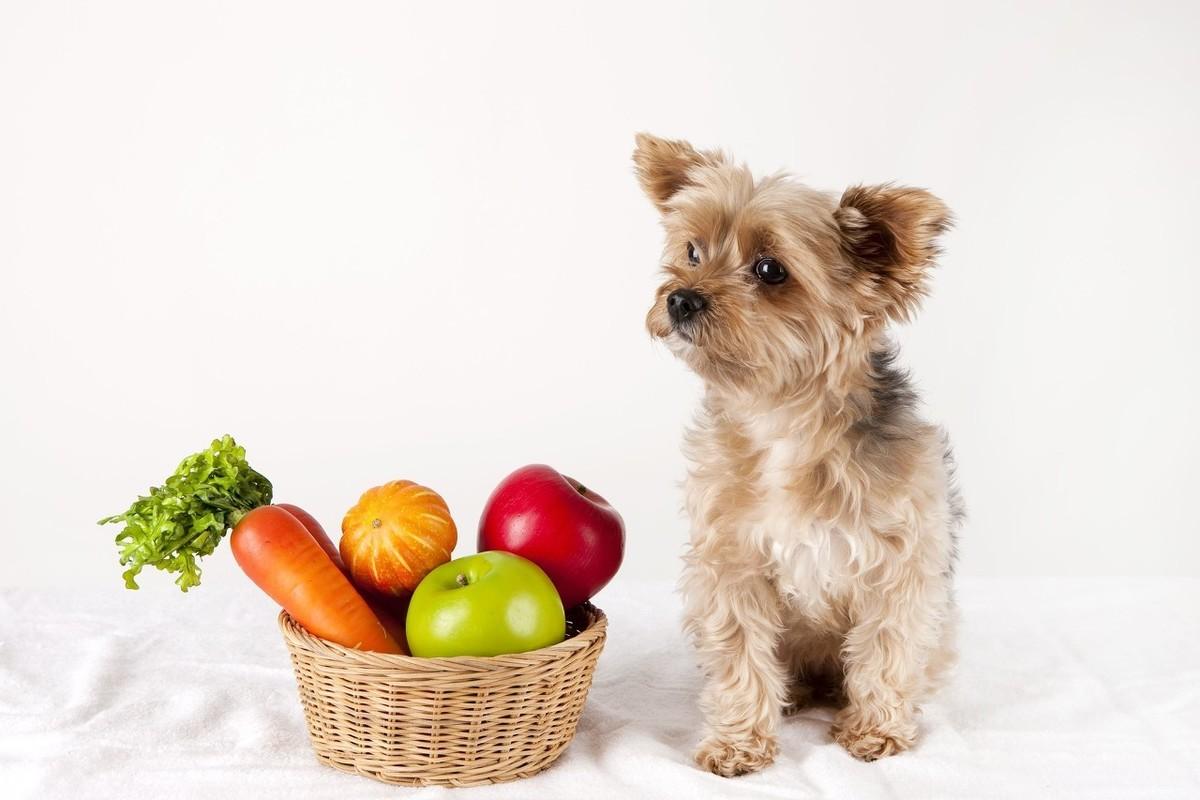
[830,720,914,762]
[694,733,778,777]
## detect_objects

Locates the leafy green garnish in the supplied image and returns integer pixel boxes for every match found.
[99,435,273,592]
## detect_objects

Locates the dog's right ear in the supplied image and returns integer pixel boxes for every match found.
[633,133,722,213]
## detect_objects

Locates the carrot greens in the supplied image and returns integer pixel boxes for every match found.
[98,435,272,591]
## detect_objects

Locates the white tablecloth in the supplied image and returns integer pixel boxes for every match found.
[3,577,1198,799]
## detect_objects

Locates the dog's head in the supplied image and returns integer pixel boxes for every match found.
[635,133,950,394]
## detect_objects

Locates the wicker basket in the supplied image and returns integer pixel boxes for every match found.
[278,605,607,787]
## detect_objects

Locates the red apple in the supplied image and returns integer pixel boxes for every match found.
[478,464,624,608]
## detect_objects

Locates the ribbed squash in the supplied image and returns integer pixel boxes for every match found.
[340,480,457,596]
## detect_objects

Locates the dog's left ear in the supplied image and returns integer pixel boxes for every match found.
[834,184,952,321]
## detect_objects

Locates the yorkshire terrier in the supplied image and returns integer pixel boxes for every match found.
[635,134,964,775]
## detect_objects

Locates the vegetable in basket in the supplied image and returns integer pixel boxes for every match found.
[340,479,457,597]
[99,435,404,654]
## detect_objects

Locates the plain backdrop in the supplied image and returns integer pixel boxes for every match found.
[2,0,1198,594]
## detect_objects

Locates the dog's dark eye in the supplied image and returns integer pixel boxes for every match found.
[687,242,700,265]
[753,257,787,285]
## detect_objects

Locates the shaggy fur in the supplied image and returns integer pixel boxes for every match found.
[634,133,963,775]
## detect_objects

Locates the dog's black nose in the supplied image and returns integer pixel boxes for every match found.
[667,289,708,324]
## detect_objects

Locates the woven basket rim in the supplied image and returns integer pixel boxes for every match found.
[278,604,607,669]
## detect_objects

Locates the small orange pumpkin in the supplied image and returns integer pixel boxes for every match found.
[340,480,457,596]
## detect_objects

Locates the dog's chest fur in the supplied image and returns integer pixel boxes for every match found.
[702,405,861,626]
[752,412,857,612]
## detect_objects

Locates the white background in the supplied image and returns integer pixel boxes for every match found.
[2,0,1197,592]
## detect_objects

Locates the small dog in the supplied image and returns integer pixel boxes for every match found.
[635,134,964,775]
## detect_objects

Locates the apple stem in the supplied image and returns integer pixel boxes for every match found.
[576,483,587,495]
[455,573,469,587]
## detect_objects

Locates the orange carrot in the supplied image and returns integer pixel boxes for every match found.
[276,502,411,652]
[276,503,345,570]
[231,505,402,654]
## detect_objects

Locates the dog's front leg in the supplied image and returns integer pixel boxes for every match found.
[833,563,949,761]
[683,560,787,777]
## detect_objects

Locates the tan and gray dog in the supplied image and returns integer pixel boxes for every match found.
[635,134,964,775]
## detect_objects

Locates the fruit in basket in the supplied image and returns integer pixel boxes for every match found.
[478,465,624,608]
[341,480,457,596]
[405,551,565,657]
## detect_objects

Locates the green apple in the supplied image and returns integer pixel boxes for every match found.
[405,550,566,657]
